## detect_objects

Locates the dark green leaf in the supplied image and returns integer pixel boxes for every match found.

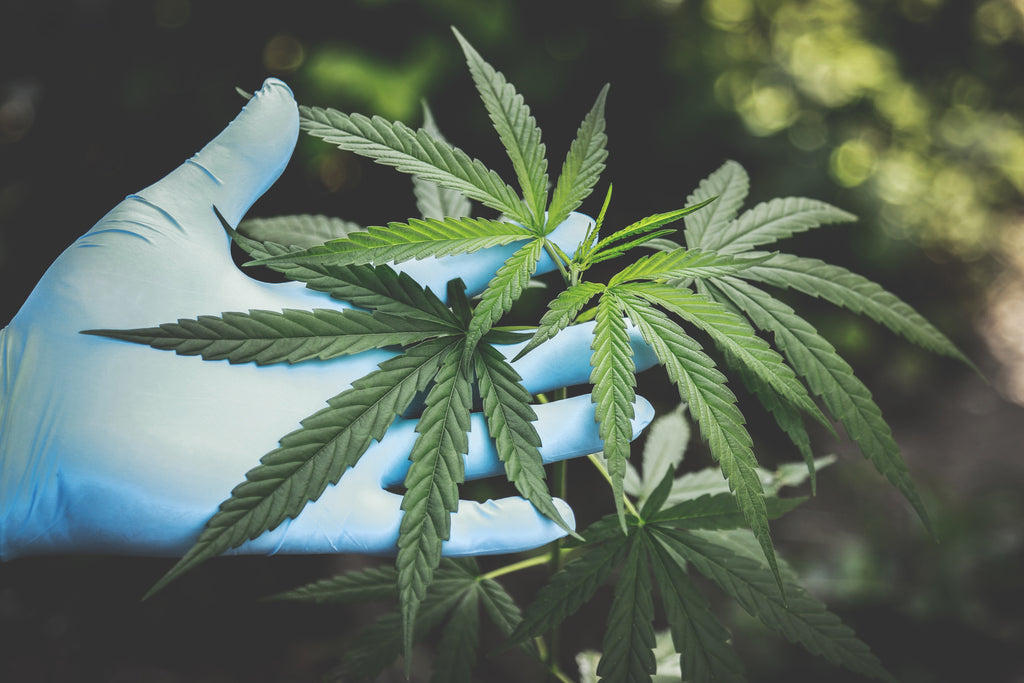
[596,534,656,683]
[710,276,934,533]
[268,565,397,603]
[547,84,610,231]
[649,493,805,529]
[508,533,630,643]
[86,307,455,366]
[639,468,675,520]
[662,529,897,682]
[592,293,638,530]
[475,343,573,533]
[146,337,458,598]
[744,253,972,367]
[612,295,782,593]
[454,28,547,227]
[397,344,475,665]
[249,216,531,268]
[238,213,363,248]
[645,533,746,682]
[430,586,481,683]
[513,281,605,361]
[299,105,528,223]
[465,238,544,356]
[606,248,770,286]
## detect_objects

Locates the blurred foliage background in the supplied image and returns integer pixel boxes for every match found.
[1,0,1022,681]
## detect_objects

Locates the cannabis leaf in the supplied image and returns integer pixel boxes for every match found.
[415,102,473,221]
[454,26,547,227]
[546,84,610,231]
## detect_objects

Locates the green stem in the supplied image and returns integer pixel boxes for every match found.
[587,453,641,519]
[543,240,571,286]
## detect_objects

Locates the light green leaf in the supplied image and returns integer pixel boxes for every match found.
[146,337,458,598]
[475,343,573,533]
[596,534,657,683]
[268,565,397,603]
[613,295,781,592]
[708,197,857,254]
[430,586,481,683]
[667,457,836,504]
[249,216,531,268]
[645,533,746,683]
[300,105,529,223]
[624,282,830,432]
[627,403,690,504]
[607,248,769,287]
[85,308,455,366]
[513,281,605,362]
[745,252,971,366]
[453,28,547,227]
[238,214,363,248]
[415,102,473,220]
[508,526,631,643]
[592,293,638,530]
[465,238,544,356]
[683,160,749,249]
[547,84,610,231]
[587,201,714,266]
[663,528,898,683]
[397,344,475,665]
[710,275,934,532]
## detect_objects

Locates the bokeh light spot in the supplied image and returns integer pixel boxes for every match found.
[264,35,306,75]
[830,138,877,186]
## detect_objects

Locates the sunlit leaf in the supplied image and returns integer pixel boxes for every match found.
[702,197,857,254]
[547,84,610,231]
[683,160,749,248]
[465,238,544,356]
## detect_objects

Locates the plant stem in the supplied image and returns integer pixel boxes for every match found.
[543,240,571,286]
[587,453,641,518]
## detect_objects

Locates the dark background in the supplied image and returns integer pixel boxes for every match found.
[1,0,1022,681]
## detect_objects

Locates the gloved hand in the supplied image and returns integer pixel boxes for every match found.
[0,79,655,561]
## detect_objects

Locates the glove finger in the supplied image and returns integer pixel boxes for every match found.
[442,496,576,556]
[132,78,298,245]
[372,393,654,488]
[504,320,659,395]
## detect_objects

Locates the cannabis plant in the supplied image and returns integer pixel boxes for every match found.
[85,29,970,681]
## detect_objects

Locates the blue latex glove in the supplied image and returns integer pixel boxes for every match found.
[0,79,655,561]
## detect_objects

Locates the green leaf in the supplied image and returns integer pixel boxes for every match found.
[465,238,544,356]
[624,282,830,432]
[707,197,857,254]
[662,528,898,683]
[638,468,675,520]
[592,292,638,530]
[683,160,749,249]
[665,457,836,504]
[430,586,481,683]
[397,344,475,666]
[415,102,473,220]
[475,343,573,533]
[744,252,972,367]
[238,214,363,248]
[249,216,532,268]
[513,281,605,361]
[342,562,478,680]
[547,85,610,232]
[649,492,805,529]
[268,564,397,603]
[300,105,529,223]
[596,534,657,683]
[145,337,458,598]
[612,295,782,593]
[453,27,547,227]
[645,532,746,683]
[587,201,715,266]
[625,403,690,504]
[607,248,769,287]
[508,529,631,643]
[85,308,456,366]
[478,576,524,637]
[709,276,934,532]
